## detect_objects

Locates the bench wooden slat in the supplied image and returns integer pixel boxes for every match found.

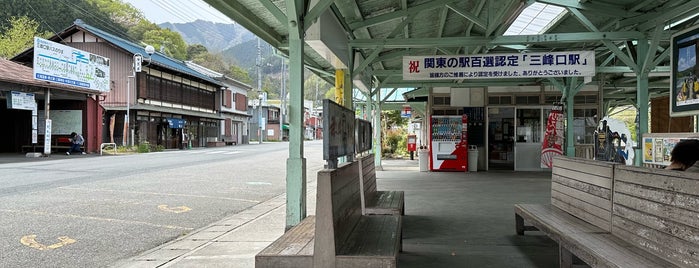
[365,191,404,215]
[552,174,611,200]
[515,204,677,268]
[550,197,611,232]
[314,159,401,268]
[553,156,615,178]
[612,165,699,268]
[551,181,611,212]
[559,232,677,268]
[552,166,612,189]
[614,181,699,214]
[614,167,699,197]
[359,154,404,216]
[255,216,315,268]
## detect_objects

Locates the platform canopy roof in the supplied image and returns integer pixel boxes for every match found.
[204,0,699,104]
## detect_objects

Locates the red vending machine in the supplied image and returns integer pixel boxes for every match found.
[430,115,468,171]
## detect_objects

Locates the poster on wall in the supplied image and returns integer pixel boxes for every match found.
[671,24,699,116]
[541,105,564,168]
[37,110,82,135]
[642,133,699,166]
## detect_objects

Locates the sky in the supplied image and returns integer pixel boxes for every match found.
[121,0,234,24]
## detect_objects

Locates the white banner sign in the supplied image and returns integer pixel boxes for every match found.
[403,51,595,80]
[7,91,36,110]
[33,37,111,92]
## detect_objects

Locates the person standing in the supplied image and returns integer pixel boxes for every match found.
[67,132,86,155]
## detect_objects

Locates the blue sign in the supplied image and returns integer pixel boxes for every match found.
[167,118,185,129]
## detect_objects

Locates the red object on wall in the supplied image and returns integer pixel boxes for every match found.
[429,115,468,171]
[407,134,417,151]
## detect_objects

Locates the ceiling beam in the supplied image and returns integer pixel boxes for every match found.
[349,32,645,48]
[259,0,287,27]
[348,0,461,30]
[533,0,640,18]
[619,0,699,29]
[446,4,487,30]
[304,0,335,31]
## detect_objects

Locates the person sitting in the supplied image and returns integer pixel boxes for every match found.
[665,139,699,171]
[67,132,86,155]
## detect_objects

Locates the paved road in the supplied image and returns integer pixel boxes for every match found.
[0,141,324,267]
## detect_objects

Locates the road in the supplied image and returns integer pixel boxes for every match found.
[0,141,324,267]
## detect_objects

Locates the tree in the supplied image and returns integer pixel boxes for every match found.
[0,16,48,59]
[142,28,188,60]
[187,44,208,61]
[229,65,252,84]
[304,75,332,107]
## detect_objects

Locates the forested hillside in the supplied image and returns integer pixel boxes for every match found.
[0,0,334,100]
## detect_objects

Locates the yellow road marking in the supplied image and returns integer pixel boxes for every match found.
[158,205,192,213]
[20,235,76,250]
[58,187,259,203]
[0,209,192,230]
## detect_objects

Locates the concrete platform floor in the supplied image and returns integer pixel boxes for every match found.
[380,160,558,268]
[116,159,559,268]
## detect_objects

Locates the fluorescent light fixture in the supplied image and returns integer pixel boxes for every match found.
[504,3,567,36]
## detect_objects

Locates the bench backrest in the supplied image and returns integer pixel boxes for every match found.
[612,166,699,268]
[551,156,615,232]
[359,154,377,204]
[314,160,363,267]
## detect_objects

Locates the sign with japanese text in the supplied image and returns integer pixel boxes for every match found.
[356,119,372,154]
[33,37,111,92]
[6,91,36,110]
[323,99,355,165]
[403,51,595,80]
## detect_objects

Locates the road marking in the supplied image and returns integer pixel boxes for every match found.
[20,235,76,250]
[59,187,259,203]
[205,151,227,154]
[158,205,192,213]
[223,151,241,155]
[0,209,192,230]
[246,182,272,185]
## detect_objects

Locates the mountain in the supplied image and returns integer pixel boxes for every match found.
[159,20,255,52]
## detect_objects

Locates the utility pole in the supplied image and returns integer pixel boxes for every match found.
[257,37,263,143]
[315,81,319,140]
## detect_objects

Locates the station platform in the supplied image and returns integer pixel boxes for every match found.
[114,158,558,268]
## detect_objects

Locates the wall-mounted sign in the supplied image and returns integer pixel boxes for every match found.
[356,119,372,154]
[6,91,35,110]
[33,37,111,92]
[403,51,595,80]
[167,118,185,129]
[323,99,355,165]
[670,24,699,116]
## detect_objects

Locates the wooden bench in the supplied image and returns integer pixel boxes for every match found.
[515,156,698,267]
[21,137,83,153]
[256,159,402,268]
[359,154,405,215]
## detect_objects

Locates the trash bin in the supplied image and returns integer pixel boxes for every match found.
[468,145,478,172]
[419,148,429,172]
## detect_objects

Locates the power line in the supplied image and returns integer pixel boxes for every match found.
[151,0,198,23]
[22,0,64,42]
[54,0,136,43]
[187,0,234,24]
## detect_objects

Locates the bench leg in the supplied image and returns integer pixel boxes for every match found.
[516,214,525,235]
[559,245,573,268]
[515,213,538,235]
